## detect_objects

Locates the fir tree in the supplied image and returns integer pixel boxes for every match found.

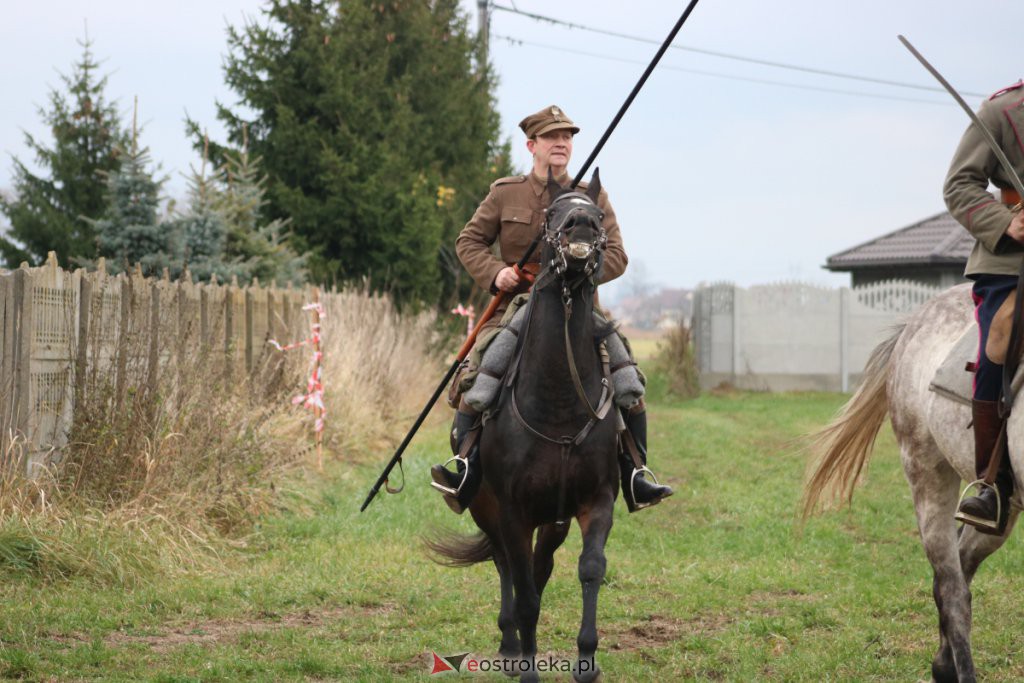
[92,108,179,276]
[217,137,306,286]
[173,150,238,282]
[0,36,129,267]
[199,0,505,305]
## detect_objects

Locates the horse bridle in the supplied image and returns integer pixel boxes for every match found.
[505,191,615,525]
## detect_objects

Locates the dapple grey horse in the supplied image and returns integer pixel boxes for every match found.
[804,282,1021,682]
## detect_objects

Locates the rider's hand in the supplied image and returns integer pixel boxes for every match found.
[1008,211,1024,243]
[494,266,521,293]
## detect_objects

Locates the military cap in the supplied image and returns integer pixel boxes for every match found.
[518,105,580,138]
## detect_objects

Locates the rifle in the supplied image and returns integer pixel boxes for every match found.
[360,0,702,512]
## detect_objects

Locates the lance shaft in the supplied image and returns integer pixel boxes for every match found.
[360,0,702,511]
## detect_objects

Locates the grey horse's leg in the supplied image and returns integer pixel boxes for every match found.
[958,509,1020,582]
[903,444,978,683]
[534,522,571,598]
[573,497,614,683]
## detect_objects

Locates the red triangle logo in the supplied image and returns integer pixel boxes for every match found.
[430,652,455,675]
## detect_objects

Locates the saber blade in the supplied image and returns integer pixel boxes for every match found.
[898,34,1024,201]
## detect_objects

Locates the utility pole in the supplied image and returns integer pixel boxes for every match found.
[477,0,489,70]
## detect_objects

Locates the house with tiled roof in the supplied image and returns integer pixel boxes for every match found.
[824,211,973,288]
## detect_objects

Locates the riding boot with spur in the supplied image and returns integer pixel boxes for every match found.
[430,410,482,514]
[619,408,674,512]
[956,399,1014,534]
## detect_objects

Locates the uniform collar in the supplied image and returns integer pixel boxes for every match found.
[528,170,571,197]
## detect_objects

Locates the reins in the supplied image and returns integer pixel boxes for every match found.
[500,195,613,525]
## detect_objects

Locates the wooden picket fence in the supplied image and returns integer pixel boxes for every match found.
[0,253,318,476]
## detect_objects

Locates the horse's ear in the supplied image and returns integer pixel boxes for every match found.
[585,167,601,202]
[546,167,565,198]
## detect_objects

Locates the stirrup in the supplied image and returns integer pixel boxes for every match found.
[430,454,469,497]
[954,478,1002,531]
[629,465,663,511]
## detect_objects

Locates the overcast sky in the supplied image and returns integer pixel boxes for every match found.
[2,1,1021,300]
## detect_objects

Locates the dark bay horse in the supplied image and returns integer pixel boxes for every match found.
[429,170,620,682]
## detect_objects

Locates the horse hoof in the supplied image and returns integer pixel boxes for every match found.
[498,651,521,678]
[573,658,601,683]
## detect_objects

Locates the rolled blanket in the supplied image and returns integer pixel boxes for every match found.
[463,304,646,412]
[464,305,528,412]
[604,331,644,409]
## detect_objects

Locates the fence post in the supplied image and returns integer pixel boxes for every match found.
[245,282,255,374]
[147,279,160,393]
[76,273,92,412]
[731,284,742,383]
[6,267,31,472]
[839,287,851,393]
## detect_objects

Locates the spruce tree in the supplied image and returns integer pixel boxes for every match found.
[92,115,179,276]
[217,139,306,286]
[201,0,506,305]
[174,153,237,282]
[0,36,129,267]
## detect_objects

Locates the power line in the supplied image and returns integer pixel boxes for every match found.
[492,33,954,106]
[491,4,987,99]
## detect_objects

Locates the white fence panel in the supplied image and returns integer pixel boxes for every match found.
[694,279,944,392]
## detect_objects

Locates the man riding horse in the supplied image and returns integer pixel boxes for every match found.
[430,104,673,515]
[945,80,1024,532]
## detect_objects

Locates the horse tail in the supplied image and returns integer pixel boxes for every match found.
[802,325,903,519]
[424,529,494,568]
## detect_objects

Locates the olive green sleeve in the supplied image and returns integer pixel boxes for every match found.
[944,100,1018,254]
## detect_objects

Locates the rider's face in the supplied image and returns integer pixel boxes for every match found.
[527,130,574,174]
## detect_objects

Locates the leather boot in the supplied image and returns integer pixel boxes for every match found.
[619,409,673,512]
[430,410,482,514]
[956,399,1013,534]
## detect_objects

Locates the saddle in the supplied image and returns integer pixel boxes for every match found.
[930,290,1024,406]
[460,294,645,414]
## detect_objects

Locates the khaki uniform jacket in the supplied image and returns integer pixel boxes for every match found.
[455,172,627,319]
[945,81,1024,276]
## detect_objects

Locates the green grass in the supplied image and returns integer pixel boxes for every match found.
[3,389,1024,681]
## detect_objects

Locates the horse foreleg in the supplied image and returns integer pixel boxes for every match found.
[958,509,1020,582]
[500,512,541,682]
[533,522,571,599]
[573,499,613,683]
[903,443,977,683]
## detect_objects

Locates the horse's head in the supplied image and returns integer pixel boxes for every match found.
[542,168,607,283]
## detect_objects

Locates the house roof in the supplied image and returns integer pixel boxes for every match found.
[825,211,975,271]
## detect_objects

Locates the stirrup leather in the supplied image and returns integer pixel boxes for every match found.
[954,479,1002,531]
[430,454,470,497]
[629,465,662,511]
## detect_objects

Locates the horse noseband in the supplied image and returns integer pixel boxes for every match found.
[544,192,606,279]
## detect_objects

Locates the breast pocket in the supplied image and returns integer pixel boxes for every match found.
[499,206,535,258]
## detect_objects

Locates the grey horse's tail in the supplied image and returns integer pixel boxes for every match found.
[802,325,904,518]
[424,529,494,568]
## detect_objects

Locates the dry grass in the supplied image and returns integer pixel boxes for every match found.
[319,288,442,460]
[0,286,442,583]
[652,322,700,400]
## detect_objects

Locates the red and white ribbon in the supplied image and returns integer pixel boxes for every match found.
[451,303,475,336]
[269,301,326,433]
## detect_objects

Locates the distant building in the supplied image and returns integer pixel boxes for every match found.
[824,211,972,288]
[612,288,693,330]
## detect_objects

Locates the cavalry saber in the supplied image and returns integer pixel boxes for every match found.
[898,35,1024,200]
[360,0,703,512]
[899,35,1024,481]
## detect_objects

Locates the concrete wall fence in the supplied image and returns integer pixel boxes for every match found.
[691,279,943,392]
[0,253,319,476]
